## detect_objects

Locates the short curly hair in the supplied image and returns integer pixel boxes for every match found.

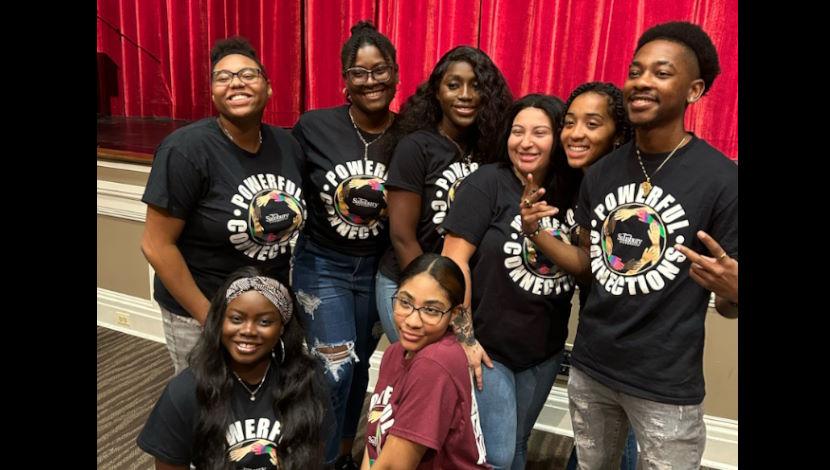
[636,21,720,95]
[563,82,632,147]
[395,46,513,164]
[340,21,398,71]
[210,36,267,79]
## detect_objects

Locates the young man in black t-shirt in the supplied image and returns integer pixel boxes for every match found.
[520,22,737,469]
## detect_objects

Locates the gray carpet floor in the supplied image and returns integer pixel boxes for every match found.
[96,326,713,469]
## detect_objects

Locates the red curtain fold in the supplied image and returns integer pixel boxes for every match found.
[97,0,738,159]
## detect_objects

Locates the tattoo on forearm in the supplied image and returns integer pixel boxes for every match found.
[452,306,476,346]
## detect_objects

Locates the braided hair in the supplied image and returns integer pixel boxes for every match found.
[563,82,632,147]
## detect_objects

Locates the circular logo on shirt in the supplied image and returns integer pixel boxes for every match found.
[523,225,572,277]
[249,189,305,245]
[600,203,667,275]
[227,438,281,468]
[334,176,387,226]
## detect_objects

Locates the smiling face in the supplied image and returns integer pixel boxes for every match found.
[345,45,397,115]
[394,273,455,354]
[624,39,704,130]
[507,107,555,181]
[436,61,481,138]
[221,291,283,372]
[561,92,618,169]
[211,53,272,121]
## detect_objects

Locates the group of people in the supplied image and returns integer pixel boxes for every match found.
[135,18,738,470]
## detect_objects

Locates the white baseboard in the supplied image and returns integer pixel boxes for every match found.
[97,288,737,469]
[97,288,165,343]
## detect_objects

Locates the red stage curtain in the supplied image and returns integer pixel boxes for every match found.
[97,0,737,159]
[97,0,301,126]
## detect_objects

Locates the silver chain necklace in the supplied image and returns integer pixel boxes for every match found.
[437,125,473,165]
[635,134,689,196]
[232,361,271,401]
[347,107,393,163]
[218,118,262,147]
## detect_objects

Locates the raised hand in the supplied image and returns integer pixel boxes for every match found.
[520,173,558,235]
[674,230,737,304]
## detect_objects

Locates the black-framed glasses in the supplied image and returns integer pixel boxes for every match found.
[391,295,453,326]
[344,64,393,85]
[212,67,266,86]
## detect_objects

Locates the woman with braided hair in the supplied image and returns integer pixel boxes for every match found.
[290,21,401,469]
[137,267,332,470]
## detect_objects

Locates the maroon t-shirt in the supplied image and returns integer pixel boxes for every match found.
[365,333,489,469]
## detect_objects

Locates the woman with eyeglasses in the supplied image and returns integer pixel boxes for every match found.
[441,94,583,470]
[360,253,488,470]
[290,21,400,470]
[374,45,513,343]
[141,37,306,376]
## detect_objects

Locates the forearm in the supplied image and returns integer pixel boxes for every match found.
[142,243,210,324]
[390,234,423,272]
[528,231,591,282]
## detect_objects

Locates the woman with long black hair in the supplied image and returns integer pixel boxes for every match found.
[375,45,513,342]
[137,267,331,470]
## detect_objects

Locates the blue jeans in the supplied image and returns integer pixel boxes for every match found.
[374,270,399,343]
[291,235,382,463]
[566,428,638,470]
[475,352,564,470]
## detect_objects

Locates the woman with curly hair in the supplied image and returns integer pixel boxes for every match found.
[290,21,401,470]
[137,267,332,470]
[375,45,513,342]
[442,94,582,469]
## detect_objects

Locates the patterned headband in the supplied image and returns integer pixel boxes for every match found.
[225,276,293,324]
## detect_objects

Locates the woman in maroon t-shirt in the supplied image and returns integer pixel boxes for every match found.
[361,253,489,469]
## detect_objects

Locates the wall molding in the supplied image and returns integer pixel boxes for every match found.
[97,180,147,222]
[97,288,165,343]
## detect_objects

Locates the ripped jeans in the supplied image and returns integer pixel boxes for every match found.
[568,366,706,470]
[291,235,382,463]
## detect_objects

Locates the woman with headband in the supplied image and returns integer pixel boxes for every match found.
[138,267,332,470]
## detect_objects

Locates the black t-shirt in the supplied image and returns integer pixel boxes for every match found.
[142,118,306,317]
[137,368,283,469]
[572,135,738,405]
[292,105,394,256]
[379,129,480,280]
[442,163,575,371]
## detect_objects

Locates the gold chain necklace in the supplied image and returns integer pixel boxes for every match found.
[635,135,689,196]
[437,125,472,165]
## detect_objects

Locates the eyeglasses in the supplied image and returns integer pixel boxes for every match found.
[344,65,394,85]
[391,295,453,326]
[212,67,266,86]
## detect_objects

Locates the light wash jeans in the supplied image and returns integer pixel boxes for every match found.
[374,270,399,343]
[568,366,705,470]
[160,307,202,376]
[475,352,565,470]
